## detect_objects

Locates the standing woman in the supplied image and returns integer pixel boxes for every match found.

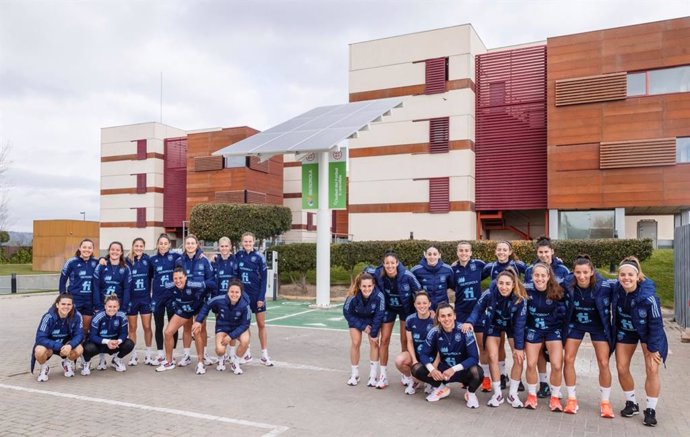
[372,251,422,389]
[410,246,454,312]
[395,291,434,395]
[125,238,154,366]
[461,269,527,408]
[59,239,99,337]
[176,234,216,370]
[413,302,484,407]
[213,237,236,301]
[343,272,385,387]
[149,233,181,365]
[83,295,135,373]
[562,255,614,417]
[234,232,272,366]
[31,293,84,381]
[451,241,490,391]
[613,256,667,427]
[93,241,131,314]
[523,263,568,411]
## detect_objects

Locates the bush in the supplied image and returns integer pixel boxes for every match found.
[0,246,32,264]
[273,243,316,292]
[190,203,292,243]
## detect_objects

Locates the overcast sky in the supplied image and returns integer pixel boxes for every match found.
[1,0,688,232]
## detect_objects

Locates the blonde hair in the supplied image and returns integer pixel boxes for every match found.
[348,272,375,297]
[496,268,528,304]
[531,262,564,301]
[127,238,145,263]
[619,256,646,282]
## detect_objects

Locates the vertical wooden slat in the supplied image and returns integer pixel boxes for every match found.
[136,173,146,194]
[136,139,147,160]
[429,177,450,213]
[429,117,449,153]
[136,207,146,228]
[425,57,447,94]
[675,225,690,329]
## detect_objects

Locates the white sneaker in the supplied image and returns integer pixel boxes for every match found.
[152,355,165,366]
[487,393,504,407]
[76,355,84,368]
[37,365,50,382]
[216,358,226,372]
[230,361,243,375]
[239,352,252,364]
[426,385,451,402]
[127,354,138,366]
[507,394,524,408]
[466,393,480,409]
[375,374,388,389]
[404,383,417,395]
[80,361,91,376]
[260,355,274,367]
[112,357,126,372]
[401,374,411,386]
[195,363,206,375]
[203,353,218,365]
[347,374,360,386]
[424,383,434,395]
[144,355,156,366]
[155,361,176,372]
[177,354,192,367]
[62,359,75,377]
[366,375,377,387]
[96,355,108,371]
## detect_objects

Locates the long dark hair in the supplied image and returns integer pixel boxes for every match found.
[380,251,399,278]
[52,293,76,320]
[531,262,563,301]
[74,239,94,258]
[106,241,126,268]
[571,254,596,289]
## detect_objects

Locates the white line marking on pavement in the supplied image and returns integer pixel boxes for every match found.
[0,383,289,437]
[264,308,318,323]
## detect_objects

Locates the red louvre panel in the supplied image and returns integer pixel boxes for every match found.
[475,46,547,210]
[136,173,146,194]
[164,138,187,227]
[136,207,146,228]
[429,117,449,153]
[425,57,447,94]
[429,177,450,213]
[136,139,147,160]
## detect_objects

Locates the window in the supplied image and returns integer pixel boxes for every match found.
[136,207,146,228]
[559,210,614,239]
[424,57,448,94]
[678,137,690,163]
[135,173,146,194]
[224,156,246,168]
[627,65,690,97]
[429,177,450,213]
[136,139,147,160]
[429,117,449,153]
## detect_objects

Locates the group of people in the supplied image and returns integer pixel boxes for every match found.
[343,237,667,427]
[32,232,273,382]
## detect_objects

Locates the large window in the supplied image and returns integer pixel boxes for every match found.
[678,137,690,163]
[559,210,615,239]
[627,65,690,97]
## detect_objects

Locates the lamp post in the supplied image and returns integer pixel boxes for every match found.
[80,211,85,221]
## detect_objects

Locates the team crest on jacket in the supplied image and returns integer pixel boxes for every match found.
[470,263,476,271]
[546,299,553,305]
[402,284,410,292]
[167,255,173,261]
[114,320,120,327]
[639,308,647,318]
[251,256,257,262]
[236,311,241,316]
[186,289,192,295]
[454,333,462,342]
[603,297,609,305]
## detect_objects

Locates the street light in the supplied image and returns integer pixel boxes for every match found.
[80,211,86,221]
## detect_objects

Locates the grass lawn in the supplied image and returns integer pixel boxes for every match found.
[0,264,55,275]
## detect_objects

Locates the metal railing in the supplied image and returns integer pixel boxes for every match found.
[0,274,59,294]
[674,224,690,330]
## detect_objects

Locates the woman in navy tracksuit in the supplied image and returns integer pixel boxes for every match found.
[155,266,208,373]
[149,233,181,364]
[462,268,527,408]
[411,246,454,312]
[32,293,84,382]
[413,302,483,407]
[125,238,154,366]
[83,294,134,374]
[562,255,614,418]
[394,291,434,395]
[613,256,668,427]
[371,251,422,389]
[523,262,568,412]
[212,236,236,300]
[343,272,385,387]
[193,280,251,375]
[59,239,99,337]
[176,234,216,372]
[93,242,131,315]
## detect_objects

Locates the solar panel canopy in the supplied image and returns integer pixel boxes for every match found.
[212,98,403,158]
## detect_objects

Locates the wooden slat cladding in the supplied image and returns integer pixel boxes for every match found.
[349,201,474,214]
[349,140,474,158]
[429,118,449,153]
[246,190,267,204]
[194,156,224,172]
[599,138,676,169]
[555,73,627,106]
[248,156,269,173]
[425,57,447,94]
[428,177,450,213]
[349,79,474,102]
[215,191,245,203]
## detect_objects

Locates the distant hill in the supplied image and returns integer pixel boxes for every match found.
[5,232,32,246]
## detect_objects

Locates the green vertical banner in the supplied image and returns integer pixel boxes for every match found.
[301,153,318,209]
[329,148,347,210]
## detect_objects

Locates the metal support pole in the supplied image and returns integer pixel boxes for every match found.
[11,273,17,294]
[315,150,332,308]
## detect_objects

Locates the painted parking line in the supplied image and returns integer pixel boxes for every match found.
[0,383,289,437]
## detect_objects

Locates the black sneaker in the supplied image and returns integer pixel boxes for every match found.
[537,382,551,398]
[621,401,640,417]
[500,374,508,390]
[643,408,657,426]
[518,380,525,392]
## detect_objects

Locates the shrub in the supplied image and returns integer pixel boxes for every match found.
[273,243,316,292]
[190,203,292,243]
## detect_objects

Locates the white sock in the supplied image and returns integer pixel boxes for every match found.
[646,397,658,410]
[157,349,164,358]
[183,348,190,356]
[499,361,507,375]
[550,384,562,398]
[246,344,251,355]
[624,391,636,403]
[492,381,501,396]
[566,385,576,399]
[99,353,105,361]
[229,346,237,358]
[509,379,520,396]
[380,366,387,378]
[351,365,359,377]
[527,383,537,395]
[539,372,548,383]
[480,364,490,379]
[600,386,611,402]
[145,347,151,357]
[369,361,379,377]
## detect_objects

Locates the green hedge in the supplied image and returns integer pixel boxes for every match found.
[190,203,292,243]
[0,247,32,264]
[275,239,653,278]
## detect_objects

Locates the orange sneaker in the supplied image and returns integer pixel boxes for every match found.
[481,376,491,392]
[600,401,615,419]
[549,396,563,412]
[524,393,538,410]
[564,397,578,414]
